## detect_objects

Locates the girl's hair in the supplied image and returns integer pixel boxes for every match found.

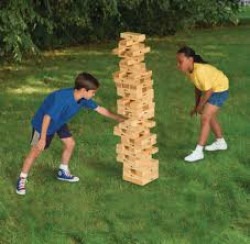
[177,46,207,64]
[74,72,100,90]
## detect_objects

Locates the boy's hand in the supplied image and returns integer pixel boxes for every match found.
[36,138,46,151]
[95,106,127,122]
[118,115,127,123]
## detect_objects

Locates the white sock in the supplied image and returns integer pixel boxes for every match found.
[59,164,69,171]
[195,144,204,153]
[20,172,28,178]
[216,138,226,144]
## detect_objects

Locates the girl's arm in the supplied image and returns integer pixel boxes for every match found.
[195,87,202,107]
[95,106,126,122]
[190,88,202,116]
[196,89,213,113]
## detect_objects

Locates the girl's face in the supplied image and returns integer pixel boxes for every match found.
[176,53,194,73]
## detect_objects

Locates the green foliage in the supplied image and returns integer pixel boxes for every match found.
[0,0,240,61]
[0,0,52,62]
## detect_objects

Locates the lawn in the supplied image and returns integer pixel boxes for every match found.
[0,24,249,243]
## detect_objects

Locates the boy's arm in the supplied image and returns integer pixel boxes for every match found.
[37,114,51,151]
[95,106,126,122]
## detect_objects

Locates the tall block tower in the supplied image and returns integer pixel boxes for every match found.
[113,32,159,186]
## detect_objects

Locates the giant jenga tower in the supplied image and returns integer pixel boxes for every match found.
[112,32,159,186]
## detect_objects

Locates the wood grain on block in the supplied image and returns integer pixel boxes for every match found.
[119,56,145,66]
[116,86,154,101]
[117,143,158,155]
[117,46,150,58]
[123,158,159,168]
[119,63,146,74]
[123,163,158,177]
[120,32,146,42]
[123,171,159,186]
[121,133,157,147]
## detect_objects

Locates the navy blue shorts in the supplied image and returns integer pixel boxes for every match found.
[31,124,72,149]
[207,90,229,107]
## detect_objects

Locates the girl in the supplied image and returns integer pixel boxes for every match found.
[176,46,229,162]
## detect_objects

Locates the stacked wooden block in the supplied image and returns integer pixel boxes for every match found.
[113,32,159,186]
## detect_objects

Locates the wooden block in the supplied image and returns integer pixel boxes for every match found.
[120,63,146,74]
[114,125,150,139]
[123,158,159,168]
[118,39,135,47]
[116,153,124,163]
[116,85,154,100]
[121,133,157,147]
[116,46,150,58]
[119,56,144,66]
[122,175,158,186]
[129,46,150,57]
[123,169,159,186]
[120,32,146,42]
[117,143,158,155]
[123,163,158,177]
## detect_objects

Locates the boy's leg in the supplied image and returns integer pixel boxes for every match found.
[21,146,42,174]
[56,124,79,182]
[16,130,54,195]
[60,137,76,167]
[16,146,43,195]
[185,103,219,162]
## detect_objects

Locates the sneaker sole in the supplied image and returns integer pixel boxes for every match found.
[16,190,26,195]
[184,157,204,163]
[205,148,227,152]
[57,177,79,182]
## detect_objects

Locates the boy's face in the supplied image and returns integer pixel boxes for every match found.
[82,88,97,100]
[176,53,194,73]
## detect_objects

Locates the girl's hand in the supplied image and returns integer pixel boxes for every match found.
[196,104,204,114]
[190,107,197,117]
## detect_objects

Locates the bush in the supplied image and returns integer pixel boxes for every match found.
[0,0,240,62]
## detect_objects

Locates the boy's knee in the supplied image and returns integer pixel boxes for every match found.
[65,138,75,149]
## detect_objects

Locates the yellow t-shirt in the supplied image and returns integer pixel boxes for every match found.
[188,63,229,92]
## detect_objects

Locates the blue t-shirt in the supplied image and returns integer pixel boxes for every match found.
[31,88,98,135]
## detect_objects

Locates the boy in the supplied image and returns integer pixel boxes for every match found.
[16,72,125,195]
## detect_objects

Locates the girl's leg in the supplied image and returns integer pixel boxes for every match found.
[185,103,219,162]
[205,112,227,151]
[198,103,220,146]
[210,114,223,138]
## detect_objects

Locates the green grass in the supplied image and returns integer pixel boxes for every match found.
[239,6,250,24]
[0,25,250,244]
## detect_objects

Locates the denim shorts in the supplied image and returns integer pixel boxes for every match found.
[207,90,229,107]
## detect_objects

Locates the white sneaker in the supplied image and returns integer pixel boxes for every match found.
[184,150,204,162]
[205,141,227,151]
